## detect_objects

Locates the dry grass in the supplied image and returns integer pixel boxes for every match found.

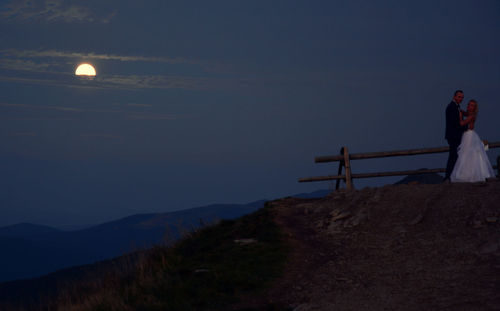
[2,204,289,311]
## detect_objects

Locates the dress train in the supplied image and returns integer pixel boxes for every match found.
[451,130,495,182]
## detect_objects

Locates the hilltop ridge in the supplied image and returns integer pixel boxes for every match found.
[257,181,500,310]
[1,181,499,310]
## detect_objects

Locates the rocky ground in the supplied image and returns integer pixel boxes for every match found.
[241,181,500,310]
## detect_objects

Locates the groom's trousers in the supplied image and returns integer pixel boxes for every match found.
[445,138,461,180]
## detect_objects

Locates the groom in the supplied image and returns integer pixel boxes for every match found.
[444,90,468,182]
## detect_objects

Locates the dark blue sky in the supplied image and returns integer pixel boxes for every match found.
[1,0,499,228]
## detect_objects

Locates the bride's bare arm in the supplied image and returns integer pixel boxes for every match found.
[460,114,475,129]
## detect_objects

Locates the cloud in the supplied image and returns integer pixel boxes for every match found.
[0,101,181,121]
[0,49,191,65]
[0,117,74,121]
[0,58,52,72]
[128,114,178,121]
[0,71,239,92]
[80,134,123,140]
[126,103,153,108]
[0,102,84,112]
[99,74,230,91]
[0,75,104,90]
[0,49,255,92]
[7,132,37,137]
[0,0,115,23]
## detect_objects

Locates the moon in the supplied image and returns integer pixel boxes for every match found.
[75,63,96,77]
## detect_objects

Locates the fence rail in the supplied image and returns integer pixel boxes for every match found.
[315,141,500,163]
[299,141,500,190]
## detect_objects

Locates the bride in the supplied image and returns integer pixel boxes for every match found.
[451,100,495,182]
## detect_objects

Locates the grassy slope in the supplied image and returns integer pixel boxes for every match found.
[55,203,289,311]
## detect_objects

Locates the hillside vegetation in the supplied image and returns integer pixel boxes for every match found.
[0,201,265,282]
[1,181,499,310]
[0,205,289,311]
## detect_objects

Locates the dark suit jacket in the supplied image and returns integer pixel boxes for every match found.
[445,101,467,141]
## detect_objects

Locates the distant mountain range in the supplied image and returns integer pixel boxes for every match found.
[0,189,330,283]
[0,177,436,283]
[393,171,443,185]
[0,201,262,283]
[0,223,62,238]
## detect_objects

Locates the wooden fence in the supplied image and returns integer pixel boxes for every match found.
[298,141,500,191]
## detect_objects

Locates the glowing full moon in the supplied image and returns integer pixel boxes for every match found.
[75,63,96,76]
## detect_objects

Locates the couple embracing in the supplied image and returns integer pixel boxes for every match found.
[444,90,495,183]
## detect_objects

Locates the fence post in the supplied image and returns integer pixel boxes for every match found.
[343,146,353,191]
[335,147,345,190]
[497,155,500,177]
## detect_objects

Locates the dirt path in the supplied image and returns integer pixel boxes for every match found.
[254,182,500,310]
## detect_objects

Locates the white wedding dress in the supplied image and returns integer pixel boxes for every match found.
[451,130,495,182]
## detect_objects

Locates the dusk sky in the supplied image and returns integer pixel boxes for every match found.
[1,0,499,229]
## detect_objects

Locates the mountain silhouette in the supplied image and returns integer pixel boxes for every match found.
[0,187,377,283]
[0,223,62,238]
[0,200,267,282]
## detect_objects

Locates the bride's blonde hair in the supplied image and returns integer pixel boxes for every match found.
[469,99,479,113]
